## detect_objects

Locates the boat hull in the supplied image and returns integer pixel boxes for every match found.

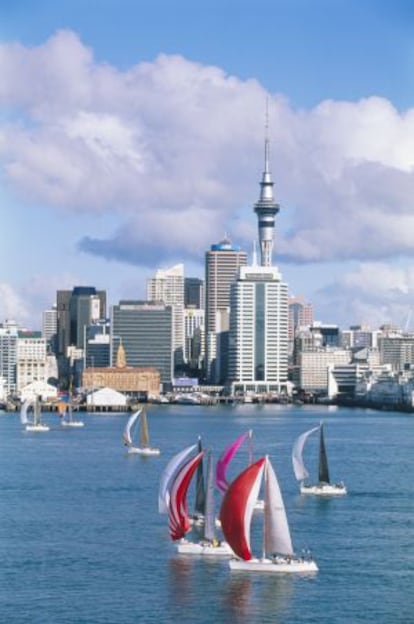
[25,424,50,432]
[61,421,84,427]
[177,539,233,556]
[300,483,347,496]
[229,557,318,574]
[127,446,160,456]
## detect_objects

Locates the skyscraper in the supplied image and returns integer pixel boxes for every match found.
[184,277,204,309]
[204,237,247,382]
[56,286,106,356]
[111,300,174,388]
[228,264,288,395]
[146,264,185,371]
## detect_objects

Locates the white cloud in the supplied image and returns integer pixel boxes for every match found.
[3,31,414,329]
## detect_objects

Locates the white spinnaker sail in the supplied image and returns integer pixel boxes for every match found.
[158,443,198,513]
[123,409,141,446]
[292,426,319,482]
[264,458,293,557]
[20,399,31,425]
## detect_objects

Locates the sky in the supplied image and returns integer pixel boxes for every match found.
[2,0,414,331]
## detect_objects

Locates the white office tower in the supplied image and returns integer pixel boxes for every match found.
[184,307,205,370]
[146,264,185,370]
[228,264,288,396]
[17,333,47,393]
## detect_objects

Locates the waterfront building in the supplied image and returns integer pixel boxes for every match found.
[82,342,160,400]
[146,264,185,371]
[111,300,173,389]
[0,321,18,397]
[16,330,47,393]
[205,237,247,382]
[378,334,414,372]
[228,264,288,395]
[293,347,351,394]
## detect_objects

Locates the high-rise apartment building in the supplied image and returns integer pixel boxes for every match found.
[184,307,205,371]
[56,286,106,356]
[288,296,314,340]
[17,331,47,392]
[204,237,247,382]
[146,264,185,371]
[0,320,18,397]
[111,300,173,388]
[228,264,289,394]
[184,277,204,309]
[42,305,58,353]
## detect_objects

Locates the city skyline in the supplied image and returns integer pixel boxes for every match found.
[2,1,414,331]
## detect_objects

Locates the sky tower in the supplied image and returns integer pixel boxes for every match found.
[254,114,280,267]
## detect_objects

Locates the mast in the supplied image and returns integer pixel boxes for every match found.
[194,436,206,516]
[318,422,330,484]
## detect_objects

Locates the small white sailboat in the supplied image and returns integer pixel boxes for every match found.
[177,451,232,556]
[59,401,84,428]
[123,407,160,456]
[292,422,347,496]
[21,397,50,432]
[220,456,318,573]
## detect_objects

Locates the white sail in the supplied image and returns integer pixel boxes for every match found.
[20,399,31,424]
[292,426,319,482]
[264,458,293,557]
[123,409,141,447]
[204,451,216,542]
[158,443,198,513]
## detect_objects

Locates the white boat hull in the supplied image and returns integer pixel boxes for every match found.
[127,446,160,456]
[229,556,318,574]
[300,483,347,496]
[177,539,233,556]
[25,424,50,432]
[61,421,84,427]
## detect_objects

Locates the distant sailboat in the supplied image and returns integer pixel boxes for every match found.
[123,407,160,456]
[292,422,347,496]
[59,399,84,428]
[177,451,233,556]
[220,456,318,573]
[21,396,49,432]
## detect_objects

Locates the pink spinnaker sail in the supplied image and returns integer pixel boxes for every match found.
[215,430,251,494]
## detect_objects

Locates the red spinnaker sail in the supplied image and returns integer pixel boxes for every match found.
[168,451,204,541]
[219,457,266,560]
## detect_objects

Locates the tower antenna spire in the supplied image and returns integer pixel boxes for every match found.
[253,98,279,267]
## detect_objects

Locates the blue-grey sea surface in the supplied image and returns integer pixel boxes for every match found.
[0,404,413,623]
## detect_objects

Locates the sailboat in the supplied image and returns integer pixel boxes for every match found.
[216,430,264,510]
[168,450,204,542]
[177,451,233,556]
[20,396,50,432]
[59,400,84,428]
[292,422,347,496]
[123,407,160,455]
[220,456,318,573]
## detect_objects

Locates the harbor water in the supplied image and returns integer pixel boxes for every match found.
[0,404,413,623]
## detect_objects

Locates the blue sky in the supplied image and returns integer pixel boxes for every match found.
[2,0,414,330]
